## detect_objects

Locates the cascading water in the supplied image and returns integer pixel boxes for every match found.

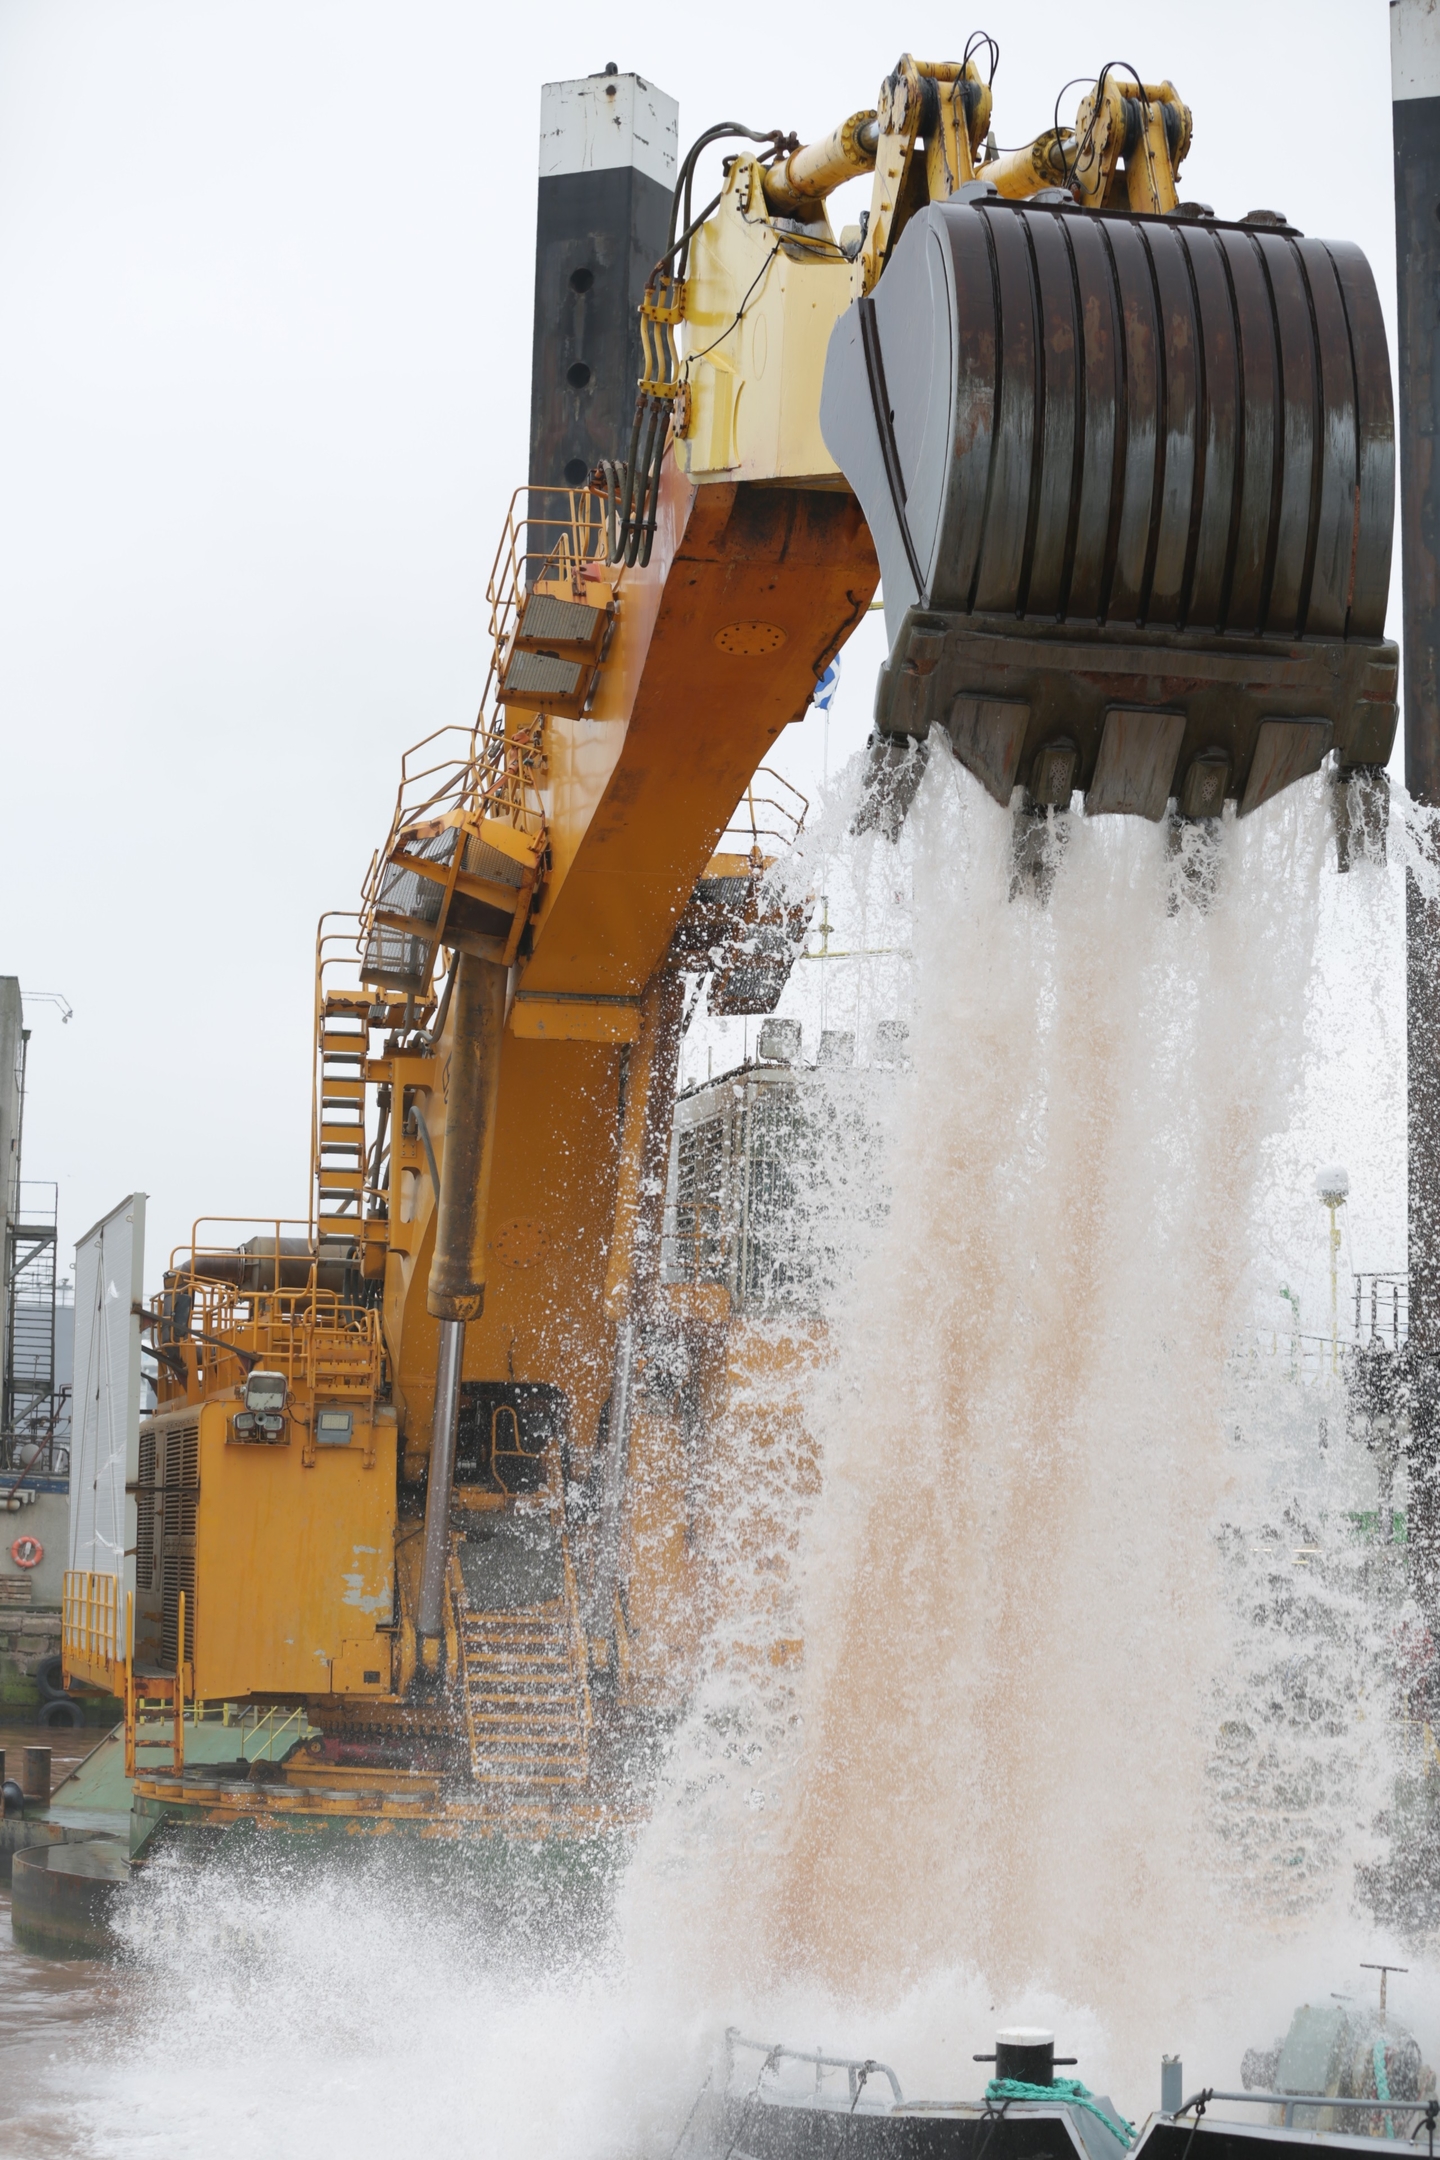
[621,758,1414,2092]
[9,757,1434,2160]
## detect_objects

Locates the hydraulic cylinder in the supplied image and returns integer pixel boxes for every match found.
[416,951,507,1641]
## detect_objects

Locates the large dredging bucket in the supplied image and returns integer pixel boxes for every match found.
[820,196,1398,825]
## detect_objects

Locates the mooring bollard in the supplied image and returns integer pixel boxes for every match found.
[22,1744,51,1805]
[1162,2058,1184,2114]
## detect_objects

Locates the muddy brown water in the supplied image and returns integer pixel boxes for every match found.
[0,1880,119,2152]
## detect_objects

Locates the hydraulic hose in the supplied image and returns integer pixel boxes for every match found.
[607,122,791,568]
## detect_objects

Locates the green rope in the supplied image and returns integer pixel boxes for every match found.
[985,2078,1136,2151]
[1374,2042,1395,2141]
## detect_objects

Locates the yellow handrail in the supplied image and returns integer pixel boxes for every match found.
[63,1570,122,1689]
[124,1589,135,1778]
[176,1589,186,1773]
[240,1704,305,1762]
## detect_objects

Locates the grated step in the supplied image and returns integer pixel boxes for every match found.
[470,1746,587,1767]
[463,1648,571,1666]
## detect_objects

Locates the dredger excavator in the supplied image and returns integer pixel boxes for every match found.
[60,47,1397,1855]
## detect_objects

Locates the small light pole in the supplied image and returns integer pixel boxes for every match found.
[1317,1167,1351,1377]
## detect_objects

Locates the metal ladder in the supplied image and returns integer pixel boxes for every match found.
[124,1590,188,1779]
[459,1557,592,1786]
[312,989,370,1248]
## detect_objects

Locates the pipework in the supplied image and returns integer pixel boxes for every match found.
[761,112,880,215]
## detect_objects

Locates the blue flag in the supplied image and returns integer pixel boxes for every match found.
[813,657,842,712]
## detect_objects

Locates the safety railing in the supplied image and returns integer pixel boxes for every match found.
[717,768,809,858]
[172,1218,319,1280]
[167,1291,380,1397]
[363,723,549,872]
[374,724,542,846]
[1233,1329,1381,1390]
[238,1704,309,1762]
[486,484,610,649]
[143,1224,383,1406]
[353,485,608,1011]
[725,2032,904,2109]
[1355,1271,1408,1349]
[314,912,371,1007]
[355,720,549,1004]
[1173,2088,1438,2138]
[62,1569,124,1693]
[1233,1273,1411,1382]
[132,1696,313,1762]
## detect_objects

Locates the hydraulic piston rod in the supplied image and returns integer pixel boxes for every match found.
[426,952,507,1325]
[761,111,878,215]
[415,950,507,1641]
[416,1317,464,1641]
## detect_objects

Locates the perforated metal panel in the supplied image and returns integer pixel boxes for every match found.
[157,1420,198,1669]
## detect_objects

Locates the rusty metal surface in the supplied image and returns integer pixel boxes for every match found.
[822,195,1398,816]
[864,606,1396,818]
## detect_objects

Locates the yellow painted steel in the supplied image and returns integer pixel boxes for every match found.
[676,162,854,486]
[979,128,1077,198]
[859,55,991,292]
[508,994,642,1043]
[183,1399,396,1701]
[1067,75,1191,211]
[761,110,879,217]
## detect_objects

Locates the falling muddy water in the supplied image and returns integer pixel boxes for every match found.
[4,759,1432,2157]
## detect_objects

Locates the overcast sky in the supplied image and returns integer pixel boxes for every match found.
[0,0,1402,1287]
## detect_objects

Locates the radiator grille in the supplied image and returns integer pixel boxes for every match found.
[135,1427,157,1593]
[673,1118,727,1285]
[157,1421,198,1668]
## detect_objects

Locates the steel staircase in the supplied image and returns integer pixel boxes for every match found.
[308,1328,379,1399]
[313,990,370,1249]
[498,587,610,720]
[459,1578,591,1787]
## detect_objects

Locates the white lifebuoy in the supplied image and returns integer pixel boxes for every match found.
[10,1535,43,1569]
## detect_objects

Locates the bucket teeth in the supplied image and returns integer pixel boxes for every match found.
[852,731,931,842]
